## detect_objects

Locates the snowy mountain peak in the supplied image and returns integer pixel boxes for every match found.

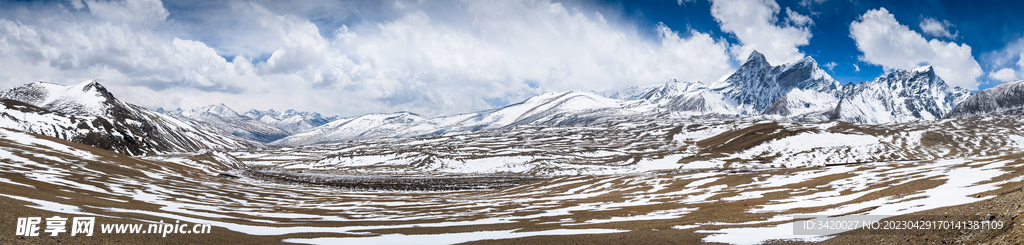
[203,103,243,118]
[239,108,342,134]
[168,103,243,118]
[829,68,970,124]
[745,50,769,66]
[912,65,934,74]
[0,79,119,117]
[790,56,819,68]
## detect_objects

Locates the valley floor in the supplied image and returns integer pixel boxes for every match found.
[1,116,1023,244]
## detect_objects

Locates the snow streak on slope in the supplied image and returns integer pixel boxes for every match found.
[3,124,1024,244]
[253,115,1024,174]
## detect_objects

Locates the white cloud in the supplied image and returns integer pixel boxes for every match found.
[710,0,812,65]
[853,63,860,72]
[824,61,837,72]
[785,8,813,27]
[849,8,982,90]
[919,18,957,39]
[988,68,1018,82]
[1018,53,1024,69]
[0,0,736,117]
[981,39,1024,84]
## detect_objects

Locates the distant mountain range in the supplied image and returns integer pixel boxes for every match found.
[156,105,343,143]
[258,50,981,146]
[158,104,292,143]
[4,50,1023,152]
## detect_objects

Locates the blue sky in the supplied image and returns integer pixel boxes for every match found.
[611,0,1024,89]
[0,0,1022,117]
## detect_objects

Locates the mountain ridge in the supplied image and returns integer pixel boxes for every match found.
[153,50,987,146]
[0,80,256,155]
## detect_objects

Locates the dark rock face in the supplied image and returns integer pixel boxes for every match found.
[826,67,971,124]
[946,80,1024,119]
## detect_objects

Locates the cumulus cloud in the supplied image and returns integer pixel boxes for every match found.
[988,68,1018,82]
[710,0,813,65]
[0,0,737,117]
[919,18,957,39]
[785,8,813,27]
[850,8,982,90]
[982,40,1024,77]
[824,62,837,72]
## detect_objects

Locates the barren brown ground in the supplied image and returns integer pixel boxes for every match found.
[2,116,1024,244]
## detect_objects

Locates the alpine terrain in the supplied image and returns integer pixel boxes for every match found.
[5,52,1024,245]
[0,80,255,155]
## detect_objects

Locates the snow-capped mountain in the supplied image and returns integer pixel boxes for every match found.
[450,91,629,130]
[161,104,291,143]
[244,109,341,134]
[270,112,436,146]
[945,79,1024,118]
[828,66,971,124]
[0,80,256,155]
[269,91,638,146]
[706,51,840,115]
[269,50,977,146]
[0,80,118,117]
[627,51,841,117]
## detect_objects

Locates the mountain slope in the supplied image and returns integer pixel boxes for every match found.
[450,91,628,131]
[163,104,291,143]
[0,80,255,155]
[270,91,632,146]
[270,112,437,146]
[945,79,1024,118]
[828,66,971,124]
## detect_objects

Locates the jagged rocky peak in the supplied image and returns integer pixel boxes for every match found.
[946,80,1024,118]
[706,50,840,115]
[745,50,769,67]
[829,66,970,124]
[776,56,839,91]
